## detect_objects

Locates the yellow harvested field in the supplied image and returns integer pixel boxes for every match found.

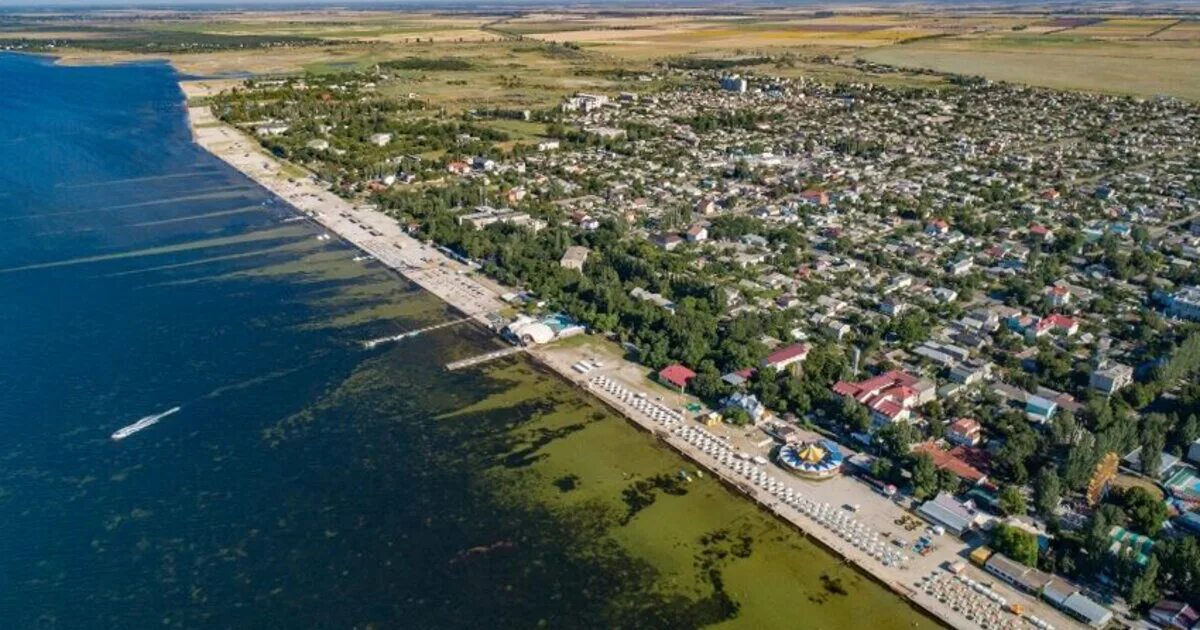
[19,9,1199,102]
[861,37,1200,100]
[1068,18,1181,38]
[1152,21,1200,40]
[534,22,939,51]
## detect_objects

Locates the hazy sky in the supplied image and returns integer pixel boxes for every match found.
[0,0,1132,8]
[0,0,1021,8]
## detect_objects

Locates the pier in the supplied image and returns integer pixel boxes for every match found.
[363,316,474,349]
[445,346,525,371]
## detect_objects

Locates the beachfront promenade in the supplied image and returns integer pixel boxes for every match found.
[534,346,1087,630]
[187,103,508,329]
[183,91,1086,630]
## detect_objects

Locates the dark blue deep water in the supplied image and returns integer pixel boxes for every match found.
[0,52,459,627]
[0,52,781,630]
[3,51,954,630]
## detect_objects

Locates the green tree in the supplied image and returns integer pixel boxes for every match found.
[992,524,1039,567]
[1122,487,1168,537]
[841,397,870,432]
[999,485,1028,517]
[1156,536,1200,604]
[1033,469,1062,518]
[1127,556,1161,611]
[911,453,939,500]
[876,422,917,460]
[1139,432,1165,479]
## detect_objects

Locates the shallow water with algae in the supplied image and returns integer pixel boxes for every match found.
[0,53,935,629]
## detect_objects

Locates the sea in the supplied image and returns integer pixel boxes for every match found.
[0,52,936,629]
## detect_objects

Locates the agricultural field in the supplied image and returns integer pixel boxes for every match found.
[6,9,1198,101]
[859,33,1200,100]
[507,13,965,57]
[1062,17,1181,39]
[1152,20,1200,41]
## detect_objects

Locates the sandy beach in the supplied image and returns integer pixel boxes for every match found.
[182,83,1089,630]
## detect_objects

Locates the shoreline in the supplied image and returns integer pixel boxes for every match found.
[182,86,1087,630]
[520,356,950,627]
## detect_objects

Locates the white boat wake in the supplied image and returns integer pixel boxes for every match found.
[111,406,181,441]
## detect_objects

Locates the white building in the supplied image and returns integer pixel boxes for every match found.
[1089,360,1133,394]
[559,246,590,271]
[1168,286,1200,321]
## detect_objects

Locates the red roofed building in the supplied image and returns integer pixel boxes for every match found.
[799,189,829,206]
[925,219,950,235]
[1045,285,1072,308]
[447,161,471,175]
[913,442,989,486]
[658,364,696,391]
[832,370,935,426]
[946,418,982,447]
[1031,314,1078,339]
[1028,223,1054,242]
[762,343,810,374]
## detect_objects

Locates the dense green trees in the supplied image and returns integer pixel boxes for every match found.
[998,486,1028,517]
[1033,469,1062,519]
[1120,487,1168,537]
[1157,537,1200,606]
[911,453,939,500]
[992,524,1039,567]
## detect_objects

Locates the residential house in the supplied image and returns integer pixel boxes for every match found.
[1089,360,1133,395]
[1150,600,1200,630]
[880,298,908,317]
[1027,314,1079,340]
[1046,285,1072,308]
[630,287,676,314]
[798,189,829,206]
[1168,285,1200,321]
[832,370,935,426]
[946,418,982,447]
[559,246,590,272]
[653,233,683,251]
[912,442,989,486]
[949,362,991,385]
[947,257,974,276]
[724,392,767,423]
[762,343,809,374]
[657,364,696,392]
[1025,395,1058,425]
